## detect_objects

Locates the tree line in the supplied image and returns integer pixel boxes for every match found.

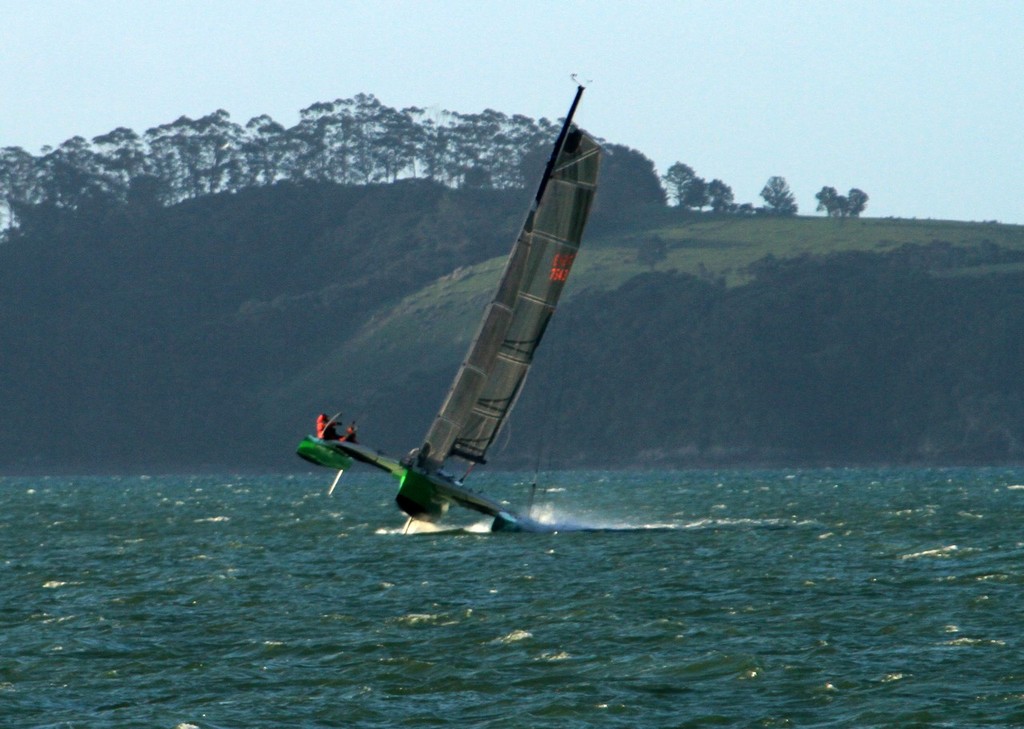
[662,161,868,218]
[0,94,562,221]
[2,94,868,230]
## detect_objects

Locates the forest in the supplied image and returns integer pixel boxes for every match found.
[1,93,841,226]
[1,96,1022,473]
[1,95,608,213]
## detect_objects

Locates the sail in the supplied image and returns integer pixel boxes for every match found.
[420,91,601,468]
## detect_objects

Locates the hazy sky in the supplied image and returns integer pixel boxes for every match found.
[4,0,1023,223]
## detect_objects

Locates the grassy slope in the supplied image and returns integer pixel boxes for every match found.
[275,214,1024,441]
[582,214,1024,287]
[352,214,1024,336]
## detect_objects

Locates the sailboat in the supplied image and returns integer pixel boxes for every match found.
[296,85,602,532]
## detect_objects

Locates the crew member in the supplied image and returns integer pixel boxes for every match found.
[316,413,340,440]
[342,421,358,443]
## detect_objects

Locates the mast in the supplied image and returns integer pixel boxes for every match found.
[534,84,585,206]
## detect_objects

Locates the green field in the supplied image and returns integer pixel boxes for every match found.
[583,213,1024,287]
[356,215,1024,308]
[304,213,1024,405]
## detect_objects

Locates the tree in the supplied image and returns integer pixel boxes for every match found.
[707,179,735,213]
[663,162,709,209]
[663,162,696,207]
[92,127,150,200]
[681,176,709,210]
[760,176,797,215]
[598,145,666,210]
[350,93,415,184]
[0,146,43,209]
[816,186,869,218]
[144,112,245,201]
[37,136,115,209]
[241,114,292,187]
[847,188,869,217]
[815,186,841,217]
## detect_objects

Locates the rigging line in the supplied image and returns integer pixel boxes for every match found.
[496,414,514,455]
[529,305,572,506]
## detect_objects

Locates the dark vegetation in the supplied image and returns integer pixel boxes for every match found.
[535,252,1024,466]
[1,96,1022,472]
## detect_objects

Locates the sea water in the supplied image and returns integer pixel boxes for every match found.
[2,468,1023,728]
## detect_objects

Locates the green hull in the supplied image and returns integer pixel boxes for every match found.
[296,436,541,530]
[296,436,354,471]
[297,436,447,521]
[395,468,448,521]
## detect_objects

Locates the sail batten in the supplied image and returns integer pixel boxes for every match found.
[419,88,601,470]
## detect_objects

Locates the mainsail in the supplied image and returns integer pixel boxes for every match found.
[420,86,602,470]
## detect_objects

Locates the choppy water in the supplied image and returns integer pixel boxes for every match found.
[2,468,1023,728]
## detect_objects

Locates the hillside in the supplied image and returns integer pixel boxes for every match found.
[3,183,1024,473]
[275,210,1024,467]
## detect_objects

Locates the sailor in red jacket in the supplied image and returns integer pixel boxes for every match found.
[316,413,340,440]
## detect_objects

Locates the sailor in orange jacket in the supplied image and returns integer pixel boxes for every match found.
[316,413,340,440]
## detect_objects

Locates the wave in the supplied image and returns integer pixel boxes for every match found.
[899,544,960,560]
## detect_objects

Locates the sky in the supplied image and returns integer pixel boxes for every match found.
[3,0,1023,224]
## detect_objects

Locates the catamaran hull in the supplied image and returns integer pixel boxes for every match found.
[296,436,354,471]
[298,436,501,525]
[298,436,557,532]
[490,511,557,533]
[395,467,449,521]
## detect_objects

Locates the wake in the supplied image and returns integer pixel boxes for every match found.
[376,503,682,535]
[376,504,811,536]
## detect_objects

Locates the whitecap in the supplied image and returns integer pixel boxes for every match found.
[393,613,456,627]
[194,516,230,523]
[397,613,437,624]
[537,650,571,661]
[492,629,533,644]
[944,637,1006,647]
[975,573,1007,582]
[899,545,958,560]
